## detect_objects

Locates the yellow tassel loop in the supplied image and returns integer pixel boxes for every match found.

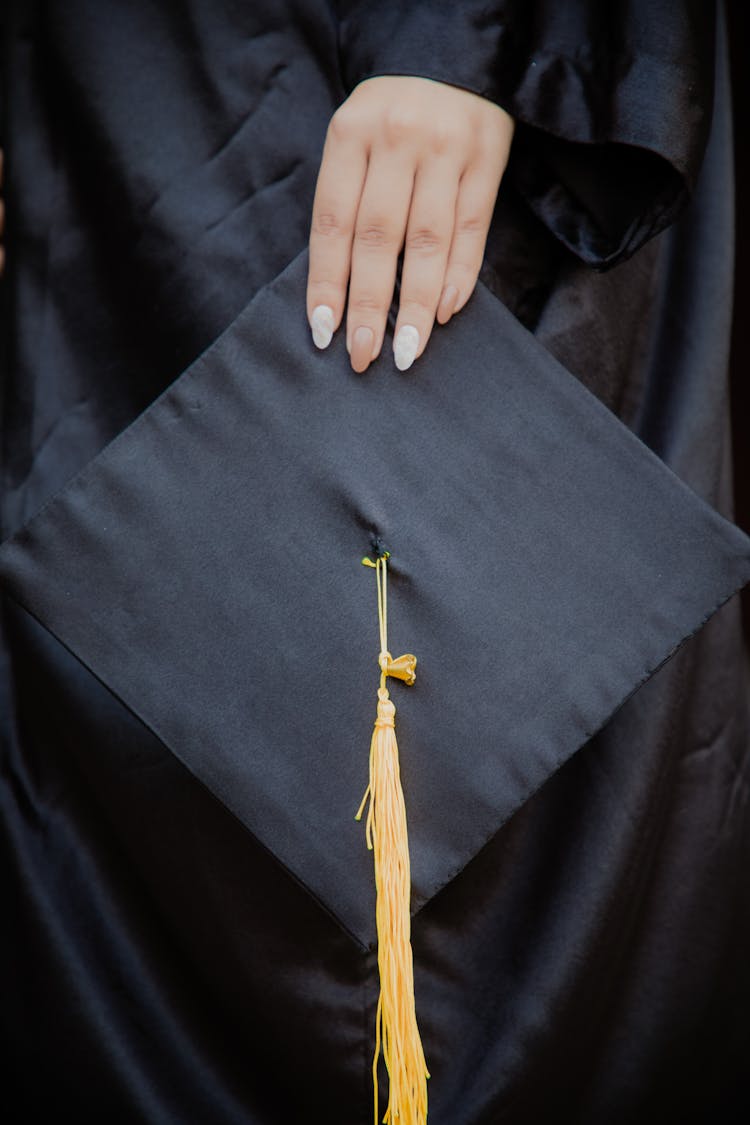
[356,552,430,1125]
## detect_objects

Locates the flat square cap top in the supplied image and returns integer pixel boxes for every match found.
[1,249,748,948]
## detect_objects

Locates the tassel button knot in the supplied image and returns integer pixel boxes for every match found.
[375,689,396,728]
[379,650,417,686]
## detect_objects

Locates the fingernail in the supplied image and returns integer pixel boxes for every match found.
[351,325,375,373]
[437,285,459,323]
[311,304,335,349]
[394,324,420,371]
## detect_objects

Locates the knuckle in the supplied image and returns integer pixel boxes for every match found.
[327,107,358,143]
[382,106,418,146]
[405,226,444,254]
[429,123,460,156]
[355,221,394,249]
[307,274,340,296]
[399,292,434,314]
[449,260,479,283]
[349,293,385,315]
[312,211,348,239]
[312,210,349,239]
[456,214,487,238]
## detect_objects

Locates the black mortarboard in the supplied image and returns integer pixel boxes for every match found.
[1,248,749,1123]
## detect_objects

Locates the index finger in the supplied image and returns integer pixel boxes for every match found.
[307,117,367,349]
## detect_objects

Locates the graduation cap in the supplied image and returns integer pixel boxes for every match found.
[1,248,749,1125]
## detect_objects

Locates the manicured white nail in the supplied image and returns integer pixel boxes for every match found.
[311,305,335,349]
[394,324,420,371]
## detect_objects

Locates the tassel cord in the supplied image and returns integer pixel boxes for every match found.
[355,554,430,1125]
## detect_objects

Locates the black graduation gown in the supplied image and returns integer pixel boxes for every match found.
[1,3,748,1123]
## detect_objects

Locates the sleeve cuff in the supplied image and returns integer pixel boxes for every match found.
[337,0,717,269]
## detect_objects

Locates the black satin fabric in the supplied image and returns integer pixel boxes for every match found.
[2,3,749,1123]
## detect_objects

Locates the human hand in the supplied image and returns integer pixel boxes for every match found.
[307,75,514,373]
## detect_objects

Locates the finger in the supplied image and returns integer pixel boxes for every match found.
[437,161,503,325]
[307,116,367,349]
[346,154,415,373]
[392,156,459,371]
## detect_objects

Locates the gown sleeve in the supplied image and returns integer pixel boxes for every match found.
[336,0,717,268]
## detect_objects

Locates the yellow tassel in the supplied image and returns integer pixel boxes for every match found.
[356,553,430,1125]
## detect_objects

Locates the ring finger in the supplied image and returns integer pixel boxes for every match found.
[393,156,460,371]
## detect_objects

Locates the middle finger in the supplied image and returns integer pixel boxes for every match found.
[346,154,415,373]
